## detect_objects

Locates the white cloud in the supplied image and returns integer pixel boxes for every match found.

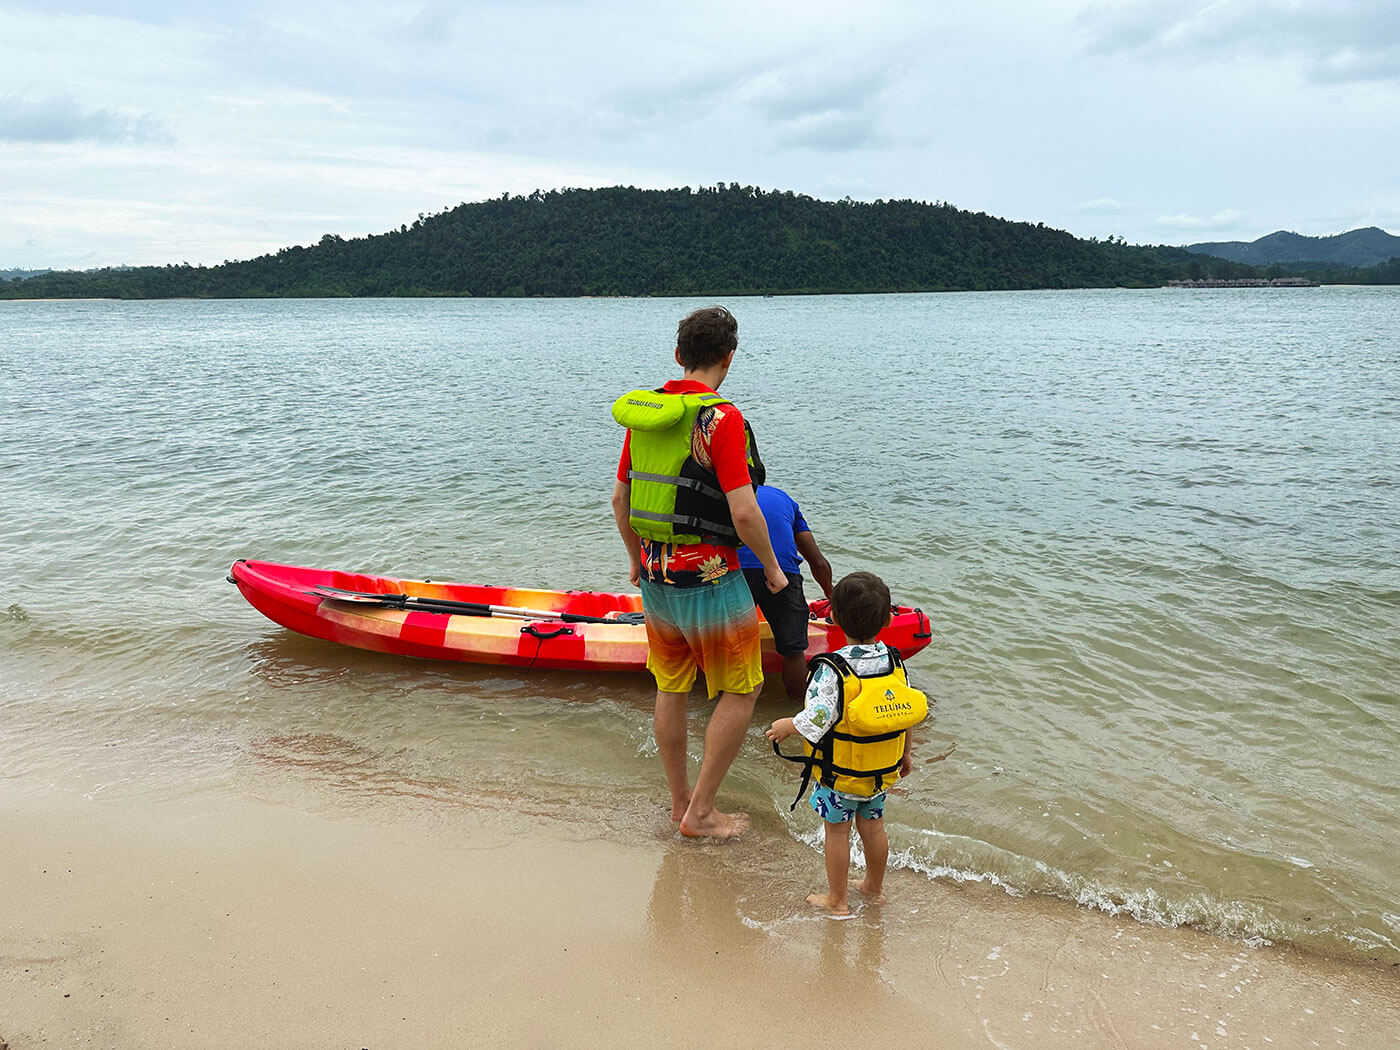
[0,93,172,144]
[1077,0,1400,85]
[1154,209,1248,232]
[1077,198,1134,214]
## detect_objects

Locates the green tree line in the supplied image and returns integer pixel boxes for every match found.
[3,184,1394,299]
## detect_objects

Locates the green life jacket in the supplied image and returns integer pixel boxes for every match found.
[612,387,747,546]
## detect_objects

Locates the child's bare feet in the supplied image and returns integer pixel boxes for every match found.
[806,892,851,916]
[678,809,749,840]
[670,792,692,823]
[853,878,886,903]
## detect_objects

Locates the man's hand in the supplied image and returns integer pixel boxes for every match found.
[612,478,643,589]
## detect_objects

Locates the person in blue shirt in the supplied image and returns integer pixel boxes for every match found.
[738,456,834,702]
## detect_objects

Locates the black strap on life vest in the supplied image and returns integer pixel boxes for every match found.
[769,649,909,811]
[626,407,760,546]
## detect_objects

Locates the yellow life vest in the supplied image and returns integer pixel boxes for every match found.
[773,649,929,809]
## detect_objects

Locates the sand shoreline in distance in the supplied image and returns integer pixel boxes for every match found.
[2,784,1397,1050]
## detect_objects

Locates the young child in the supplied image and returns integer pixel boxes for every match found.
[765,570,927,915]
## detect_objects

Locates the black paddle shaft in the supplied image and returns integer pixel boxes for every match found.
[309,585,645,625]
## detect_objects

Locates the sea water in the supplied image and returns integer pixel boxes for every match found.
[1,289,1397,967]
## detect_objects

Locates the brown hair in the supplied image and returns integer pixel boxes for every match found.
[830,571,891,642]
[676,305,738,370]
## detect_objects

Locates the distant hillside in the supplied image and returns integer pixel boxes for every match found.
[1,268,51,281]
[2,184,1258,300]
[1187,227,1400,268]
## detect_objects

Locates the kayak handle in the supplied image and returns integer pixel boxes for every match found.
[521,624,575,641]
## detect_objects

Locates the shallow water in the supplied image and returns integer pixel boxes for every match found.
[2,289,1397,966]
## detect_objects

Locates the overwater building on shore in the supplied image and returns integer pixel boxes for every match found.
[1166,276,1319,288]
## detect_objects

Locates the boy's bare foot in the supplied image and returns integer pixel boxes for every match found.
[806,892,851,916]
[853,878,886,903]
[678,810,749,840]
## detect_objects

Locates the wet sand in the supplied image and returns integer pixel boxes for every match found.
[2,778,1397,1050]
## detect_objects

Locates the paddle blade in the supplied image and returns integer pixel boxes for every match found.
[307,585,408,604]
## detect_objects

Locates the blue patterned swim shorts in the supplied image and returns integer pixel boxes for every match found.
[810,783,886,824]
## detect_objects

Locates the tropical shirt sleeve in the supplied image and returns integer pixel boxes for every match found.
[705,404,752,494]
[793,662,842,743]
[616,430,632,483]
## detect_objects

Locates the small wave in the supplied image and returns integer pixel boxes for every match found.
[883,833,1400,963]
[738,912,832,934]
[893,847,1023,895]
[763,812,1395,965]
[250,732,468,805]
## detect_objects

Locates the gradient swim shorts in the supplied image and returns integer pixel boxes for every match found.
[639,571,763,698]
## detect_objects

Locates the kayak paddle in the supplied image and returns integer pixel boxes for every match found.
[307,584,646,625]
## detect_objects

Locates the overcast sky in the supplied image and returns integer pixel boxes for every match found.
[2,0,1398,270]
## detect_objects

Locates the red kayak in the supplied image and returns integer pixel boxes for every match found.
[228,559,933,674]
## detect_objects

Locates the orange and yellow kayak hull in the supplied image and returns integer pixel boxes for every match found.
[229,559,932,674]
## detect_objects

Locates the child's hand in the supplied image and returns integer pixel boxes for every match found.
[765,718,795,744]
[900,752,913,777]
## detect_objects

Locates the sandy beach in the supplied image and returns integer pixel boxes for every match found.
[3,775,1396,1050]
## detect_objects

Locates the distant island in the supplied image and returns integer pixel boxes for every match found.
[1187,227,1400,269]
[4,185,1398,299]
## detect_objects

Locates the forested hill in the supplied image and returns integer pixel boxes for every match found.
[1187,227,1400,268]
[0,184,1297,299]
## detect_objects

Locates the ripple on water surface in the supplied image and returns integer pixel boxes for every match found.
[1,290,1398,966]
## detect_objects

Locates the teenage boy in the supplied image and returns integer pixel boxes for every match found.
[611,305,787,840]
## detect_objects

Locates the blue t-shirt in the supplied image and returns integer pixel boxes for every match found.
[737,485,810,574]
